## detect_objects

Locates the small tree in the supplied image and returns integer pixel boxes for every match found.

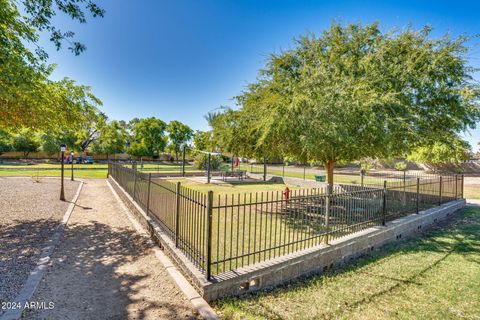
[192,130,214,152]
[13,129,40,158]
[166,120,193,161]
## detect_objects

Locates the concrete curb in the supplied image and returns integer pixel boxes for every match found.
[466,199,480,206]
[106,180,218,320]
[0,180,84,320]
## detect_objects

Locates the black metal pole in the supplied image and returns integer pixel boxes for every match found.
[382,180,387,226]
[207,153,211,184]
[324,184,331,245]
[439,176,443,205]
[182,145,186,177]
[60,151,65,201]
[206,190,213,280]
[303,165,306,180]
[146,173,152,216]
[455,174,458,199]
[263,157,267,181]
[416,177,420,214]
[175,181,181,247]
[133,166,137,199]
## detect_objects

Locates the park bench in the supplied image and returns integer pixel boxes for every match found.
[314,175,326,182]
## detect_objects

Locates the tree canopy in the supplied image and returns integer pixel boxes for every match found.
[12,128,40,158]
[92,120,128,158]
[127,118,167,158]
[407,134,471,169]
[166,120,193,160]
[210,22,480,185]
[0,0,104,130]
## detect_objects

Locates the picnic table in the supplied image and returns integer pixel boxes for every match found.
[221,170,247,181]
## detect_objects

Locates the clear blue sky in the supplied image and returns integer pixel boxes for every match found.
[41,0,480,151]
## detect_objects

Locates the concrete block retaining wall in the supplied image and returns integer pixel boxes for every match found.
[109,176,466,302]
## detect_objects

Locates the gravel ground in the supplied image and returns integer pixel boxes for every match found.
[27,179,195,319]
[0,177,80,305]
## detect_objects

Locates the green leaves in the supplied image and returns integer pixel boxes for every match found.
[0,0,104,130]
[93,121,128,156]
[166,121,193,160]
[407,134,471,168]
[127,118,167,158]
[12,128,40,157]
[212,22,480,171]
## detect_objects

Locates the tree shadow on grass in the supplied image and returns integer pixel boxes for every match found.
[213,206,480,318]
[0,219,195,320]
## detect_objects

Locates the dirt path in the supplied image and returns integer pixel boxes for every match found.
[28,179,196,320]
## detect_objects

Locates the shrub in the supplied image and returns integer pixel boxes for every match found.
[194,153,223,170]
[360,161,374,171]
[394,161,407,171]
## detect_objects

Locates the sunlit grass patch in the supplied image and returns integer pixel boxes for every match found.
[214,206,480,320]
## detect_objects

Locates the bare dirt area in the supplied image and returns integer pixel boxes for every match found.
[27,179,195,320]
[0,177,80,305]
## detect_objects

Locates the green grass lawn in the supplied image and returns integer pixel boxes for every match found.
[214,205,480,320]
[0,163,108,169]
[165,178,303,194]
[240,163,407,186]
[464,185,480,199]
[0,168,107,178]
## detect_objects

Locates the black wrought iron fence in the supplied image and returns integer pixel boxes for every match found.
[109,162,464,281]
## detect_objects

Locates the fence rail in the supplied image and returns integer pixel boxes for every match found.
[109,162,464,280]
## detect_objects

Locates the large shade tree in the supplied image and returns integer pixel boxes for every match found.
[127,118,167,159]
[92,120,128,160]
[0,0,104,130]
[211,22,480,186]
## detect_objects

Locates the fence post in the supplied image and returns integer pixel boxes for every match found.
[182,145,186,177]
[454,174,458,199]
[133,166,137,200]
[416,177,420,214]
[439,176,443,206]
[206,190,213,280]
[207,153,211,184]
[382,180,387,226]
[323,185,331,245]
[461,174,464,199]
[107,160,110,178]
[283,163,285,177]
[175,181,181,247]
[146,173,152,215]
[263,157,267,181]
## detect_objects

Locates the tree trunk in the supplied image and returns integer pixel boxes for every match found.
[325,160,335,188]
